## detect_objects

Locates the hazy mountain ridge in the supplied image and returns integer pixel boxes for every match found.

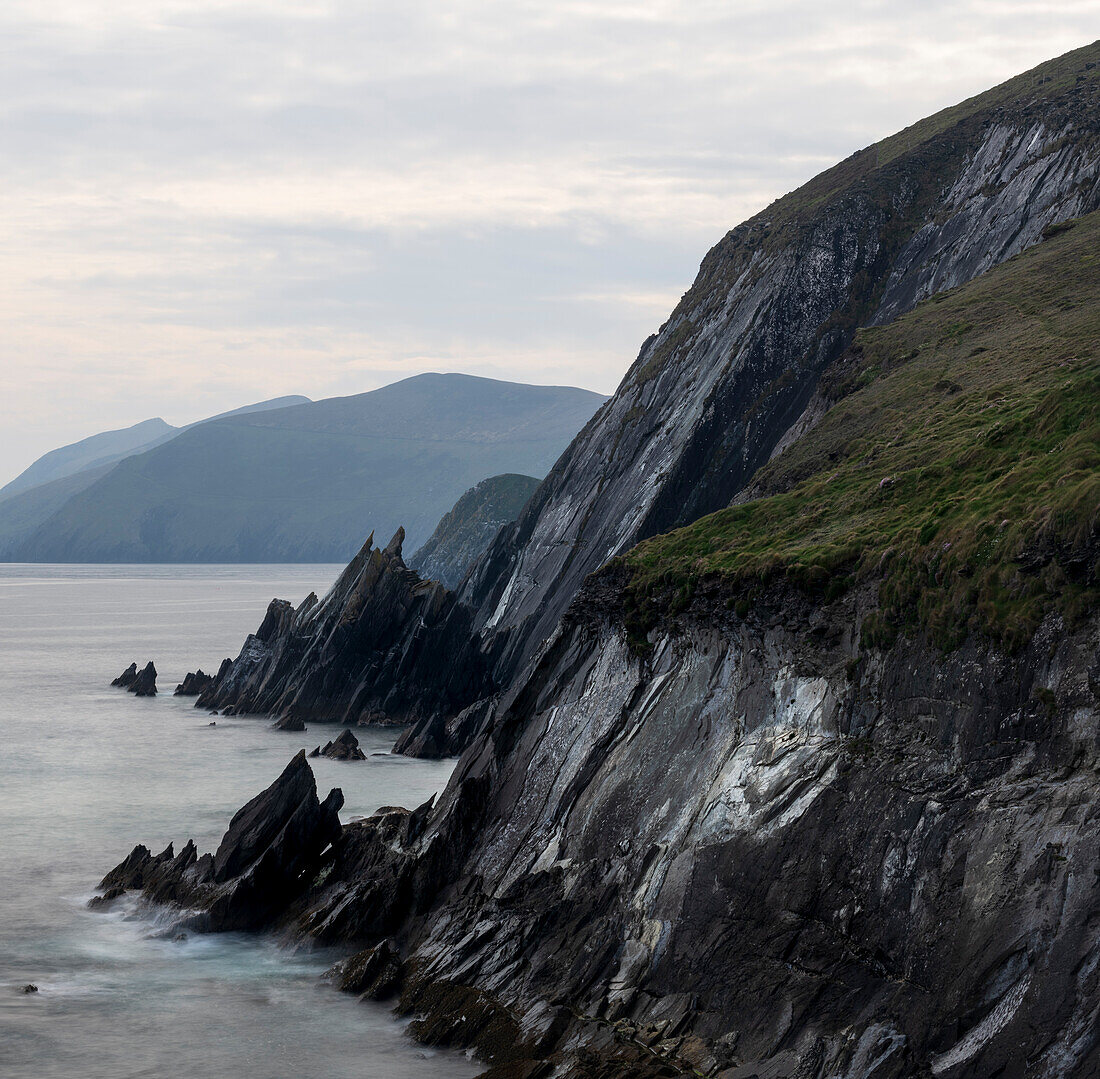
[0,417,174,503]
[0,396,311,505]
[6,375,605,563]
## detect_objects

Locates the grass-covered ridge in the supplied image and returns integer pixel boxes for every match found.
[620,210,1100,652]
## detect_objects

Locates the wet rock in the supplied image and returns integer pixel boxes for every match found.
[131,661,157,697]
[90,752,343,932]
[110,662,137,688]
[86,885,125,909]
[174,669,214,696]
[111,661,156,695]
[272,714,305,732]
[21,984,38,994]
[314,729,366,761]
[333,938,402,999]
[192,530,493,738]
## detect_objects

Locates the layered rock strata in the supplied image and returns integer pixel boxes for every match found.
[194,529,493,743]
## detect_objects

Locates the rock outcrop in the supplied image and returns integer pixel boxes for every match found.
[174,669,216,696]
[111,661,157,697]
[90,751,342,932]
[309,729,366,761]
[194,530,493,748]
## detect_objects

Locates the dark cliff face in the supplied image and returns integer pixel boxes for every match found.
[461,44,1100,681]
[111,44,1100,1078]
[408,473,540,591]
[197,529,494,735]
[167,582,1100,1076]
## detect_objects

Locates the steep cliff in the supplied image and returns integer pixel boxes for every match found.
[461,42,1100,683]
[120,162,1100,1075]
[252,199,1096,1078]
[199,45,1100,754]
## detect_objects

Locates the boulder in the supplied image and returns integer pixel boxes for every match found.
[89,752,343,932]
[315,729,366,761]
[272,714,305,732]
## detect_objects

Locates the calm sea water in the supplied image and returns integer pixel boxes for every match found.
[0,564,480,1079]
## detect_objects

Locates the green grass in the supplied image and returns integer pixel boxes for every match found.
[619,210,1100,653]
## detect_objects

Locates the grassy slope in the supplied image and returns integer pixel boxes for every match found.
[621,210,1100,651]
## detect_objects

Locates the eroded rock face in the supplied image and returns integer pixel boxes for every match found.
[194,530,493,743]
[90,751,343,932]
[291,581,1100,1078]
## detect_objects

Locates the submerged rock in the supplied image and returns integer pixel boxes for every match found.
[89,752,342,932]
[21,984,38,994]
[174,669,214,696]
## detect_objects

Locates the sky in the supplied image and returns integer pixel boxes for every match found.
[1,2,1097,484]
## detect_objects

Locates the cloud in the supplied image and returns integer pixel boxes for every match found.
[0,0,1097,480]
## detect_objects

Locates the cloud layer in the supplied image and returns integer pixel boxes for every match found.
[2,1,1097,481]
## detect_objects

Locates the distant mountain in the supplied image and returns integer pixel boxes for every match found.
[409,473,540,589]
[5,375,606,562]
[0,395,312,558]
[0,418,174,502]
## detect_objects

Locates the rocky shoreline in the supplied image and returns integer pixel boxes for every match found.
[93,573,1100,1077]
[93,44,1100,1078]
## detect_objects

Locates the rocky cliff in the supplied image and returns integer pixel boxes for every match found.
[460,42,1100,684]
[133,44,1100,1077]
[199,45,1100,755]
[196,529,494,742]
[243,195,1093,1078]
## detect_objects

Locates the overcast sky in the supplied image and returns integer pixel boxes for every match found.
[1,2,1097,483]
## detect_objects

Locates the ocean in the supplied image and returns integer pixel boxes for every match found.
[0,564,480,1079]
